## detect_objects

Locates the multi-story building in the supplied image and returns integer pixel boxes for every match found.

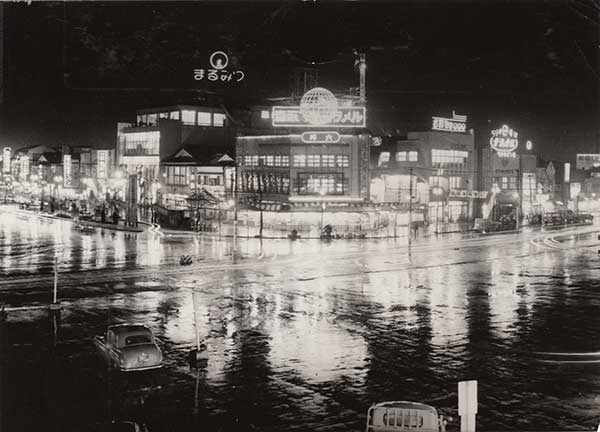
[236,89,370,211]
[370,112,477,222]
[116,104,231,183]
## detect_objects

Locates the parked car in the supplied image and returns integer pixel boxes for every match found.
[365,401,446,432]
[95,324,163,372]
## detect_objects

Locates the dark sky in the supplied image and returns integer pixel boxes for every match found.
[1,1,598,160]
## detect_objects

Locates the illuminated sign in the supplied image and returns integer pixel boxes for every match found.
[63,155,72,187]
[564,162,570,183]
[97,150,108,179]
[490,124,519,158]
[193,51,245,83]
[272,87,366,128]
[526,140,532,151]
[2,147,10,173]
[301,131,341,144]
[19,155,29,181]
[432,111,467,133]
[272,106,365,128]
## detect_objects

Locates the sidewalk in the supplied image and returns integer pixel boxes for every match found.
[0,205,144,233]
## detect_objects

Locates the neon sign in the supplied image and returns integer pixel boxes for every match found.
[432,111,467,133]
[63,155,72,187]
[2,147,10,173]
[193,51,245,83]
[272,88,366,128]
[19,155,29,181]
[301,132,341,144]
[490,124,519,158]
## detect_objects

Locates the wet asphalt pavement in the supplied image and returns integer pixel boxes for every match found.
[2,207,600,431]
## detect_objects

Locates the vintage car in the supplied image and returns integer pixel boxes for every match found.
[95,324,163,372]
[365,401,446,432]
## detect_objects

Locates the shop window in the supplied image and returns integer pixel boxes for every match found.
[449,176,462,189]
[147,113,158,126]
[169,111,180,120]
[396,152,407,162]
[408,151,418,162]
[261,110,270,119]
[159,112,169,119]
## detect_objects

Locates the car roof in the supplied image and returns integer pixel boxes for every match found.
[369,401,437,413]
[108,324,152,334]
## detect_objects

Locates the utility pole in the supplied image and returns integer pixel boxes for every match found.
[408,167,413,246]
[232,161,238,261]
[358,52,367,105]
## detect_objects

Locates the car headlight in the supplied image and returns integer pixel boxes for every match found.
[119,357,125,366]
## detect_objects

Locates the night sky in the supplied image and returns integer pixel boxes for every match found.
[1,1,598,159]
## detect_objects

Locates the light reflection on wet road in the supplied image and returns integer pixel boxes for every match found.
[2,209,600,431]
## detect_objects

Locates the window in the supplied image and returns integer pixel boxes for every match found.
[244,155,258,167]
[408,151,418,162]
[169,111,180,120]
[159,112,169,119]
[297,173,345,195]
[124,131,160,156]
[378,152,390,166]
[307,155,320,167]
[322,155,336,167]
[197,112,211,126]
[396,152,407,162]
[273,155,289,167]
[293,155,306,167]
[124,334,152,346]
[431,149,469,168]
[181,110,196,125]
[449,176,462,189]
[502,176,508,189]
[336,155,349,167]
[261,110,270,119]
[147,113,158,125]
[167,166,188,185]
[509,177,517,190]
[213,113,226,127]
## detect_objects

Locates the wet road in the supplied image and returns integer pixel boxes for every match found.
[2,207,600,431]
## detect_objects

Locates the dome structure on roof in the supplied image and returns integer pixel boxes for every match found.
[299,87,338,125]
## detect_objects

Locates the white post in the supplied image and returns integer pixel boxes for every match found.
[53,256,58,304]
[192,290,200,350]
[458,380,478,432]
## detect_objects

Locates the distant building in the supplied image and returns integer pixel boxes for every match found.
[370,122,477,222]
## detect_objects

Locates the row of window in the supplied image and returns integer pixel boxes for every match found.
[239,172,348,195]
[240,172,291,194]
[429,175,463,189]
[493,176,517,190]
[165,166,222,186]
[242,154,350,168]
[243,155,290,167]
[123,131,160,156]
[293,154,350,168]
[136,111,226,127]
[431,149,469,168]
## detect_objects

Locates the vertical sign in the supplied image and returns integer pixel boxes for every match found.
[63,155,72,187]
[19,155,29,181]
[2,147,10,173]
[97,150,108,179]
[564,162,571,183]
[458,380,478,432]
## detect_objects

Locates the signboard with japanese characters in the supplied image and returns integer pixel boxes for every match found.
[97,150,108,179]
[432,111,467,133]
[272,106,366,128]
[19,155,29,181]
[301,132,341,144]
[2,147,10,173]
[490,124,519,158]
[193,51,245,83]
[63,155,72,187]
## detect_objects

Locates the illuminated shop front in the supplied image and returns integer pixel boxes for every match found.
[370,111,479,222]
[236,88,370,211]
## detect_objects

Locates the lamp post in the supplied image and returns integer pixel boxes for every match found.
[53,176,63,209]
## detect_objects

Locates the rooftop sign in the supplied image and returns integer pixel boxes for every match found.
[193,51,245,83]
[272,87,366,128]
[490,124,519,158]
[432,111,467,133]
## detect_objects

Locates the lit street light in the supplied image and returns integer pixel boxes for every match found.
[432,186,443,234]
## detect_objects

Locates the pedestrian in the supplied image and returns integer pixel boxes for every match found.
[101,206,106,224]
[113,211,119,226]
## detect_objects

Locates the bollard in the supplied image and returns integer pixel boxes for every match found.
[458,380,477,432]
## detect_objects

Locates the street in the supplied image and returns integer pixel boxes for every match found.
[2,208,600,431]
